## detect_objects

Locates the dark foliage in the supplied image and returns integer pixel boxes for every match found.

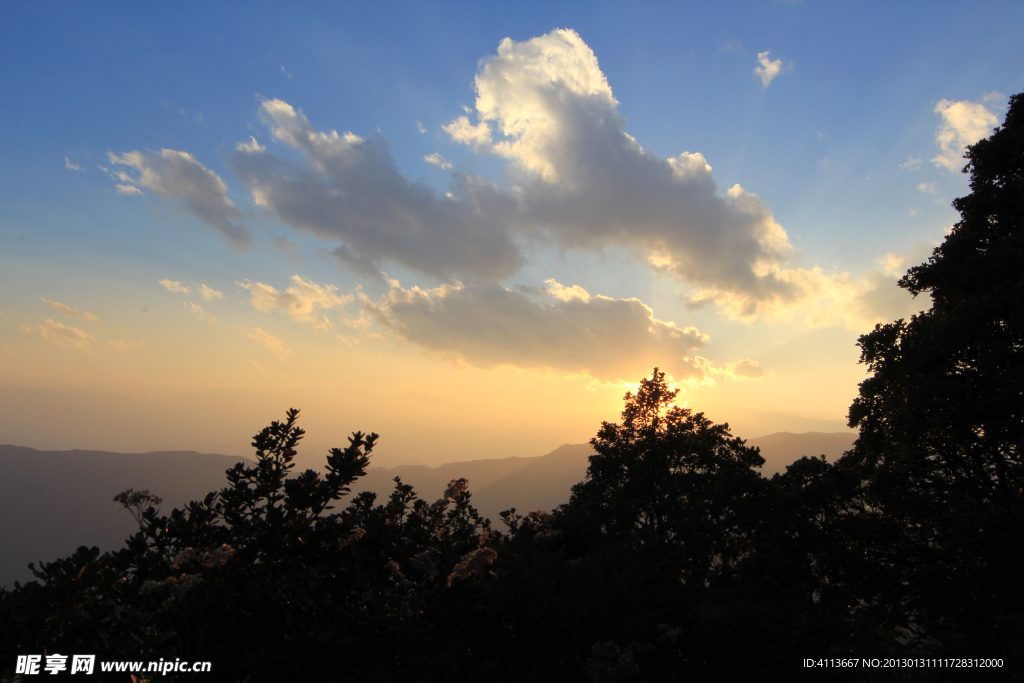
[3,93,1021,683]
[843,92,1024,662]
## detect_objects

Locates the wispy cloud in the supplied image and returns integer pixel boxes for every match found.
[21,319,95,350]
[242,327,288,354]
[237,275,350,329]
[754,50,784,87]
[917,181,937,194]
[109,149,250,247]
[40,297,101,323]
[424,152,453,169]
[184,301,215,324]
[724,359,767,380]
[900,157,922,170]
[64,157,85,172]
[688,357,772,387]
[159,280,221,301]
[715,34,743,56]
[244,358,266,374]
[876,252,907,276]
[108,339,145,350]
[196,284,223,301]
[159,280,191,294]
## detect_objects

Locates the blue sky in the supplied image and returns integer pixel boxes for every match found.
[1,2,1021,468]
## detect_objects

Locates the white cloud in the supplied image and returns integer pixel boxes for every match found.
[184,302,215,324]
[242,327,288,354]
[21,319,95,350]
[237,275,351,329]
[197,284,223,301]
[917,181,937,194]
[116,184,143,196]
[65,157,85,172]
[797,261,927,330]
[726,359,767,380]
[900,157,922,170]
[336,310,384,346]
[227,100,523,282]
[109,339,145,350]
[109,149,250,247]
[438,30,812,318]
[362,278,710,383]
[443,116,494,149]
[754,51,783,87]
[416,121,426,134]
[716,35,744,56]
[467,32,866,321]
[932,97,1001,172]
[159,280,191,294]
[877,252,907,276]
[236,137,264,154]
[40,298,101,323]
[424,152,453,169]
[216,30,898,326]
[690,357,771,386]
[444,30,619,182]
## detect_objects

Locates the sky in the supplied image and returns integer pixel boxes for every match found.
[1,2,1021,470]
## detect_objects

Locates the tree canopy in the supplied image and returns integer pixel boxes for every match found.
[844,91,1024,656]
[567,368,766,586]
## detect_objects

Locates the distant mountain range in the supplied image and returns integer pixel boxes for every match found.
[356,431,857,523]
[0,445,254,589]
[0,431,855,588]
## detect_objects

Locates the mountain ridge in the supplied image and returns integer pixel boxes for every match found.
[0,431,856,587]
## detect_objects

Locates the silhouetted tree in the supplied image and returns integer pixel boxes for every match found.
[0,409,504,682]
[844,92,1024,660]
[567,368,766,587]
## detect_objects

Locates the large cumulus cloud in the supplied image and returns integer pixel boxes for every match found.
[102,28,913,344]
[444,29,803,317]
[212,29,904,324]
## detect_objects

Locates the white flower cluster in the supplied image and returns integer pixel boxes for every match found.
[171,544,236,570]
[140,573,203,599]
[113,489,163,507]
[338,526,366,548]
[443,478,469,500]
[477,530,500,548]
[446,548,497,587]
